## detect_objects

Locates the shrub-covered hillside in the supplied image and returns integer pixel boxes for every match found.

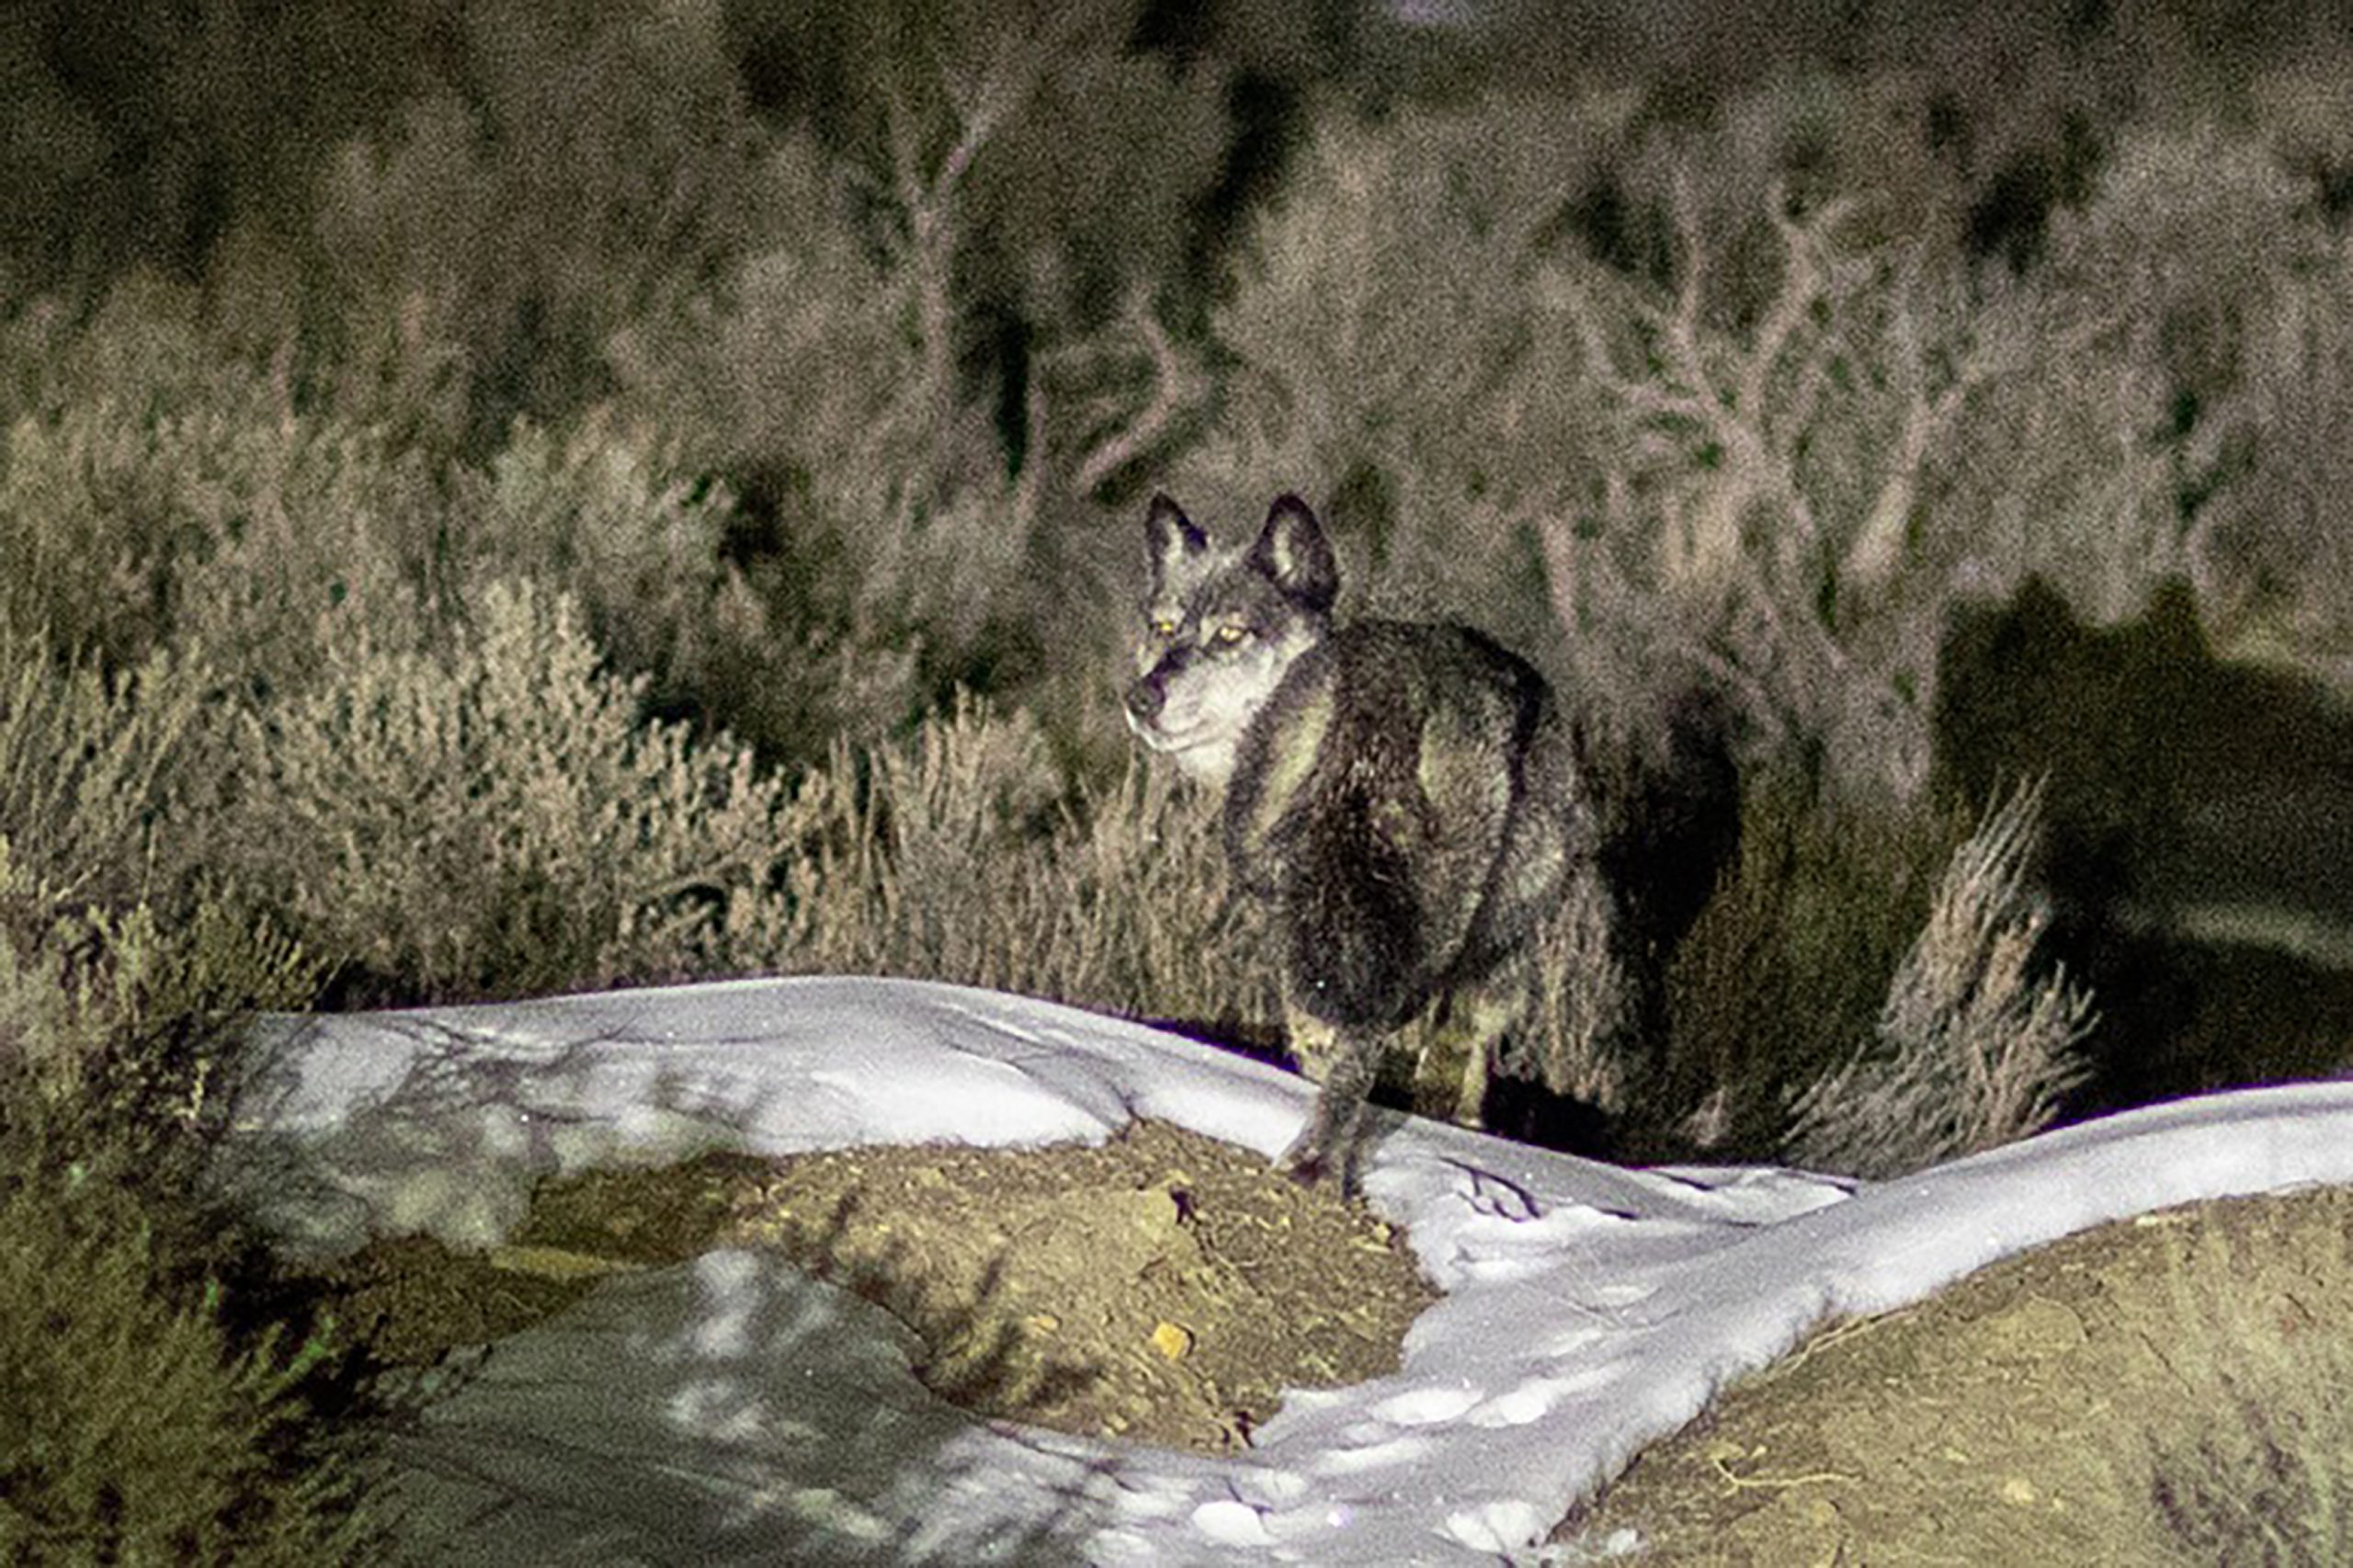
[6,0,2353,1550]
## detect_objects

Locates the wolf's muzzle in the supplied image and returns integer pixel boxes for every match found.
[1126,646,1196,727]
[1125,674,1166,724]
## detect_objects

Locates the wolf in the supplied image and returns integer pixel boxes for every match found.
[1125,492,1733,1191]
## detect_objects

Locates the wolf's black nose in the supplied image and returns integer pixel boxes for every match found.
[1125,676,1165,722]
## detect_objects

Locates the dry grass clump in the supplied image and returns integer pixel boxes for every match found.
[0,836,370,1562]
[0,1163,379,1565]
[2142,1204,2353,1566]
[237,580,793,1005]
[774,697,1271,1029]
[1654,769,1963,1161]
[1785,780,2095,1176]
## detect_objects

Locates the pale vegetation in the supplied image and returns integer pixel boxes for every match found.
[1786,781,2097,1176]
[2142,1204,2353,1566]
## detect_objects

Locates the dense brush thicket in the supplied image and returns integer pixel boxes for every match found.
[6,0,2353,1547]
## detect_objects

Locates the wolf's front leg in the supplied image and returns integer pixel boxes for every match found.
[1279,1006,1383,1194]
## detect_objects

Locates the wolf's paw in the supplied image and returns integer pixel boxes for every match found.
[1278,1134,1358,1196]
[1280,1142,1331,1187]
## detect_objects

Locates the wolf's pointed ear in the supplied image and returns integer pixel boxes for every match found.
[1250,494,1337,615]
[1145,494,1208,586]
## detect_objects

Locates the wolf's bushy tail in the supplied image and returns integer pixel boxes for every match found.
[1279,788,1434,1030]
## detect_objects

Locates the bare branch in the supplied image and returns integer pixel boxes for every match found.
[1011,373,1048,533]
[934,30,1032,197]
[883,85,927,225]
[1743,186,1849,423]
[1070,295,1207,496]
[1546,267,1722,428]
[1842,256,2010,593]
[1665,171,1709,377]
[878,24,1047,494]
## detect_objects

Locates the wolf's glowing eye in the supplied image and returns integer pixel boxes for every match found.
[1149,619,1179,639]
[1212,624,1250,646]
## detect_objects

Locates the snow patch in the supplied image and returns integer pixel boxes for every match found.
[218,975,2353,1564]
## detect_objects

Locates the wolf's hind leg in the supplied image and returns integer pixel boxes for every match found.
[1415,955,1534,1128]
[1407,1007,1475,1126]
[1279,1006,1383,1194]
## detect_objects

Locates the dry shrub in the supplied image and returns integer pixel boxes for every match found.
[0,845,360,1562]
[1534,182,2028,804]
[1785,778,2094,1177]
[1970,121,2330,638]
[239,580,790,1004]
[201,581,1265,1027]
[0,1165,377,1566]
[1659,767,1968,1159]
[775,697,1270,1030]
[311,0,783,451]
[0,632,210,920]
[450,417,735,693]
[0,290,436,678]
[1193,97,1629,659]
[0,881,316,1165]
[0,628,322,1153]
[2192,232,2353,668]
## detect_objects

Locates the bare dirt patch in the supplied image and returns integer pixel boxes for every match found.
[1555,1182,2353,1565]
[315,1119,1438,1452]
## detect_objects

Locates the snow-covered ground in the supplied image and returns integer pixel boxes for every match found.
[218,976,2353,1565]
